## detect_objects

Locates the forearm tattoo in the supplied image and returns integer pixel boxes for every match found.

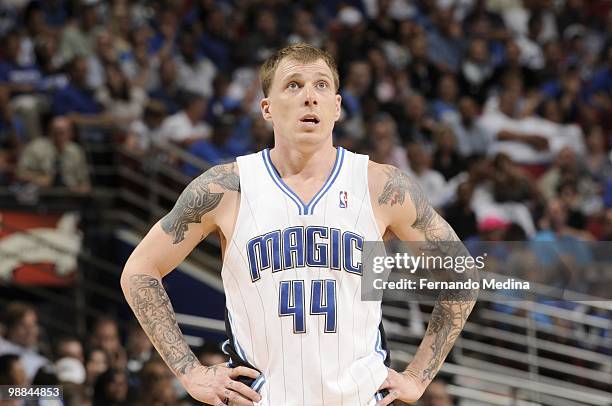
[378,166,478,382]
[161,163,240,244]
[128,274,198,376]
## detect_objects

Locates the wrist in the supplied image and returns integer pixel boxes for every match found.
[402,366,428,395]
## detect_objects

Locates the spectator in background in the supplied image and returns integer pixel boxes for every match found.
[443,96,489,157]
[431,73,459,121]
[247,116,273,152]
[51,57,107,126]
[0,302,50,382]
[398,93,436,148]
[175,30,216,99]
[418,379,453,406]
[444,181,478,240]
[87,31,118,90]
[539,147,600,214]
[407,142,447,208]
[149,58,181,115]
[432,125,464,181]
[195,342,227,367]
[0,86,26,184]
[95,64,147,130]
[367,113,409,172]
[406,34,440,98]
[479,89,552,166]
[338,60,372,141]
[458,37,494,104]
[54,336,84,364]
[93,368,129,406]
[159,92,211,147]
[0,354,27,392]
[183,114,247,175]
[136,357,178,405]
[125,100,165,155]
[0,30,45,139]
[584,126,611,182]
[85,348,109,392]
[125,323,151,374]
[58,1,102,62]
[16,116,91,193]
[90,318,125,371]
[426,6,464,73]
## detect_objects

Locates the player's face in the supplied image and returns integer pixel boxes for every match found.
[261,58,341,146]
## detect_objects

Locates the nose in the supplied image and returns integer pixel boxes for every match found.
[304,84,318,106]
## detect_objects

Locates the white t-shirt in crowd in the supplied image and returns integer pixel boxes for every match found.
[159,111,211,144]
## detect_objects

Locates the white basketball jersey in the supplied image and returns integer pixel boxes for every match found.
[221,147,389,406]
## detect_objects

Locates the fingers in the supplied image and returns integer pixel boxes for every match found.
[223,391,254,406]
[230,366,261,380]
[378,377,391,390]
[226,378,262,402]
[376,389,399,406]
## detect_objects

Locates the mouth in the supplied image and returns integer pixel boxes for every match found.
[299,114,320,125]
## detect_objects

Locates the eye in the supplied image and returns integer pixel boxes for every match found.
[287,81,299,89]
[316,81,328,89]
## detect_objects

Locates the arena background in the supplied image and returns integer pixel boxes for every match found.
[0,0,610,405]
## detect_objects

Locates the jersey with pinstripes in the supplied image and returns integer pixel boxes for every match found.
[221,147,389,406]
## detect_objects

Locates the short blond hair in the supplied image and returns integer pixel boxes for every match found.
[260,43,339,97]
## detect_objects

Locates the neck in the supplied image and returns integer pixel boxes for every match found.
[269,139,336,179]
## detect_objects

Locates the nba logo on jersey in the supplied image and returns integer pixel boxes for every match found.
[339,190,348,208]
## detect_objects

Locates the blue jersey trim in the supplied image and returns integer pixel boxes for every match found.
[305,147,344,214]
[262,147,344,216]
[262,150,304,215]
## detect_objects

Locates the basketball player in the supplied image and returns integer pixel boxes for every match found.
[121,44,477,406]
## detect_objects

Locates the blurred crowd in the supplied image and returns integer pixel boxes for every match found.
[0,301,230,405]
[0,301,454,405]
[0,0,611,242]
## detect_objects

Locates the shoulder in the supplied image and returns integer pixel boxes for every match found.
[367,160,419,227]
[191,162,240,193]
[160,162,240,242]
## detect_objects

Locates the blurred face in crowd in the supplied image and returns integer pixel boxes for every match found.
[438,75,458,102]
[409,35,428,60]
[347,61,372,95]
[198,351,227,367]
[547,199,568,230]
[144,379,178,406]
[141,359,173,386]
[92,320,121,355]
[70,58,89,86]
[420,381,452,406]
[105,371,128,403]
[372,117,396,157]
[58,339,84,363]
[458,96,479,123]
[127,326,151,358]
[86,349,108,384]
[50,117,74,149]
[160,59,177,86]
[468,38,489,64]
[586,126,604,153]
[498,90,518,117]
[261,57,341,147]
[7,309,39,349]
[405,94,426,121]
[556,147,576,171]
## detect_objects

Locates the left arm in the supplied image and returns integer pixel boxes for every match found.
[371,163,478,405]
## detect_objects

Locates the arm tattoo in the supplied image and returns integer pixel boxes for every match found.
[378,166,478,382]
[128,274,199,376]
[161,163,240,244]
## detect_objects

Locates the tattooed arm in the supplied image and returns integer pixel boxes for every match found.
[370,163,478,405]
[121,163,261,405]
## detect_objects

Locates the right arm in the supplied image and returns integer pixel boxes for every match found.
[120,163,261,406]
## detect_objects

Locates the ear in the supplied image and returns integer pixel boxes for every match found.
[260,98,272,121]
[334,93,342,122]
